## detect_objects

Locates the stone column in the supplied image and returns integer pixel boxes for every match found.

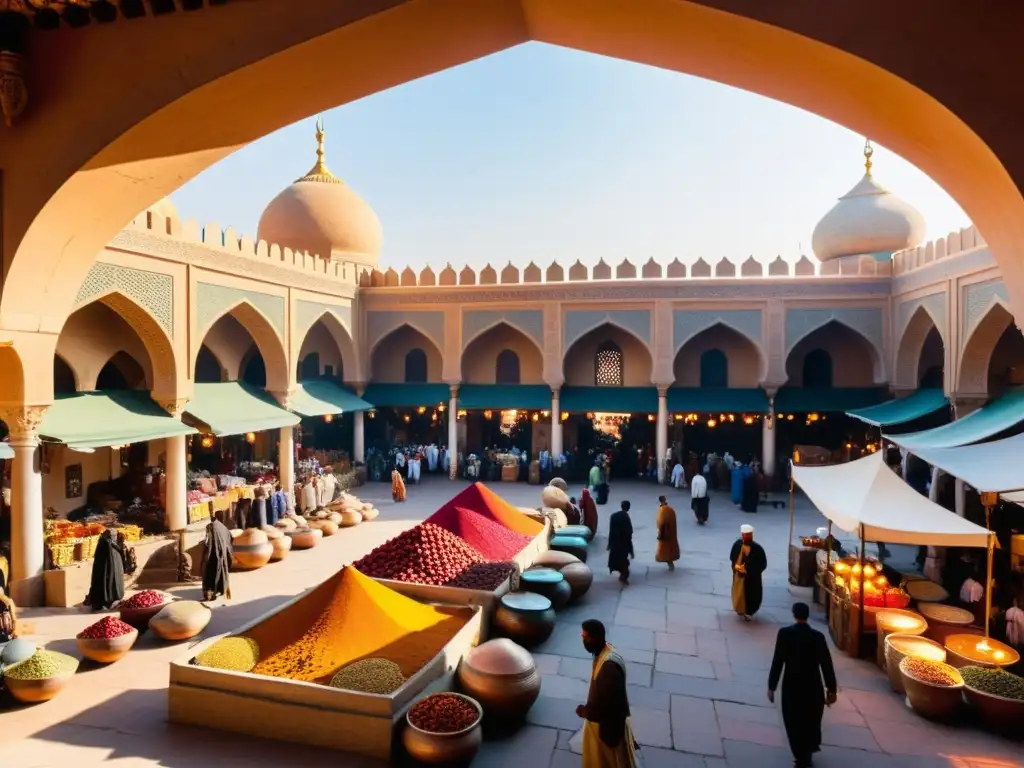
[353,412,365,463]
[279,426,295,507]
[929,466,942,502]
[955,477,967,517]
[656,386,669,483]
[164,435,188,531]
[2,406,46,606]
[551,388,562,456]
[448,385,459,479]
[763,402,777,478]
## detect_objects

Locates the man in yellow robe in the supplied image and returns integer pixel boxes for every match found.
[655,496,680,570]
[576,619,639,768]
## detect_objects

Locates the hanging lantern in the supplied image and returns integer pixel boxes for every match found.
[561,412,569,422]
[200,435,214,449]
[431,411,438,421]
[484,410,493,420]
[457,409,467,418]
[324,413,334,423]
[245,432,256,444]
[438,404,446,412]
[707,418,717,428]
[808,413,820,422]
[743,415,754,425]
[417,406,426,415]
[786,414,794,421]
[368,410,376,419]
[648,414,656,422]
[403,414,411,423]
[532,412,540,422]
[674,414,683,421]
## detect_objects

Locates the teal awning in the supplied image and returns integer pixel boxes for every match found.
[39,390,197,450]
[185,382,300,437]
[846,388,949,427]
[774,387,888,414]
[289,380,373,417]
[667,388,770,414]
[561,387,659,414]
[0,442,14,460]
[459,385,552,410]
[362,383,451,408]
[889,387,1024,451]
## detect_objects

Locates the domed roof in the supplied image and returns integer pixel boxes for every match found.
[257,118,382,266]
[811,141,926,262]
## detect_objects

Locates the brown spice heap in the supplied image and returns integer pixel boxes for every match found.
[902,657,961,687]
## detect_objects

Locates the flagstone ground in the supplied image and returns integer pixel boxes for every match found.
[2,479,1021,768]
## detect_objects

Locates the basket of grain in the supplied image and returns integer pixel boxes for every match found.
[960,665,1024,733]
[918,603,975,645]
[899,656,964,720]
[884,634,946,694]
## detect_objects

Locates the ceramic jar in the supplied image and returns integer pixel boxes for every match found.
[559,562,594,601]
[308,519,339,536]
[232,529,273,570]
[549,535,588,562]
[76,629,138,663]
[287,527,321,550]
[149,601,212,641]
[533,550,581,569]
[494,592,556,648]
[270,534,292,561]
[521,568,572,610]
[274,517,297,531]
[339,509,362,527]
[402,693,483,765]
[457,638,541,722]
[560,524,593,542]
[899,656,964,719]
[884,634,946,694]
[327,512,343,525]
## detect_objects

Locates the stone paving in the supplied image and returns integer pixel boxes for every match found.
[2,478,1022,768]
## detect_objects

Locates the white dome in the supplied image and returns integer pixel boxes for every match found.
[811,144,926,262]
[257,120,382,267]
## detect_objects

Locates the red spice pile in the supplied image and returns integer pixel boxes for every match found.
[425,506,532,561]
[352,523,484,585]
[121,590,166,610]
[77,616,136,640]
[409,694,479,733]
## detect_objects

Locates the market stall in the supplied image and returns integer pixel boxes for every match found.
[886,387,1024,452]
[846,388,950,428]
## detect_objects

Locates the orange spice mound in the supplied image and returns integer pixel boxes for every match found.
[243,566,468,684]
[433,482,543,537]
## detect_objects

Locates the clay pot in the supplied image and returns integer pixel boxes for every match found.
[963,683,1024,733]
[336,509,360,527]
[5,670,77,704]
[541,486,569,510]
[550,535,588,563]
[229,528,243,538]
[328,512,342,525]
[274,518,297,532]
[559,562,594,601]
[232,529,273,570]
[899,656,964,720]
[520,568,572,610]
[919,604,975,646]
[547,478,568,493]
[884,634,946,694]
[494,592,556,648]
[533,550,581,569]
[120,600,171,633]
[270,534,292,562]
[402,693,483,765]
[287,527,321,550]
[149,601,212,641]
[560,524,593,542]
[76,629,138,663]
[875,610,928,669]
[308,519,339,536]
[261,525,284,540]
[360,507,380,522]
[457,639,541,722]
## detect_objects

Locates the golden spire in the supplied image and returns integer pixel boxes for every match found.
[297,116,342,184]
[863,138,874,176]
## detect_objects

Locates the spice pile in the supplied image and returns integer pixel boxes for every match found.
[433,483,544,537]
[446,562,519,591]
[195,637,261,672]
[425,506,533,561]
[408,693,480,733]
[329,658,406,694]
[78,616,135,640]
[901,657,962,686]
[4,649,79,680]
[122,590,167,610]
[352,523,484,585]
[960,666,1024,700]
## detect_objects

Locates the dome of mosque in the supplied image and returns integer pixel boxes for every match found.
[811,141,926,262]
[257,118,382,267]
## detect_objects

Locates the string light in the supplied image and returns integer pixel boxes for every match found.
[323,413,334,423]
[245,432,256,444]
[743,415,755,425]
[561,412,569,421]
[200,435,214,449]
[707,419,717,428]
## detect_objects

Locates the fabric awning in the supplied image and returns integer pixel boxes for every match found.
[667,388,770,414]
[459,385,553,410]
[289,380,373,417]
[561,386,659,414]
[846,388,949,427]
[185,382,300,437]
[793,451,993,547]
[888,387,1024,451]
[774,387,887,414]
[909,433,1024,493]
[0,442,14,460]
[39,390,197,450]
[362,383,451,407]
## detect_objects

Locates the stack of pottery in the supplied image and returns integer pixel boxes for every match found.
[287,526,322,550]
[261,525,292,561]
[494,592,556,648]
[457,638,541,722]
[274,517,297,532]
[149,601,212,641]
[308,518,339,536]
[232,528,274,570]
[520,568,571,610]
[550,534,588,562]
[560,525,593,543]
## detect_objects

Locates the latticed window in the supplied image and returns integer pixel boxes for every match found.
[595,341,623,386]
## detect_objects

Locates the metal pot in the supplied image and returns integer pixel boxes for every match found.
[521,568,572,610]
[559,562,594,601]
[549,535,588,563]
[402,693,483,764]
[494,592,555,648]
[457,639,541,722]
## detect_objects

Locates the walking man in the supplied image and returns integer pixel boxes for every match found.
[768,602,837,768]
[655,495,680,571]
[730,524,767,620]
[691,470,709,524]
[607,500,634,585]
[576,619,639,768]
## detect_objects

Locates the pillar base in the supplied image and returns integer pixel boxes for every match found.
[9,574,44,608]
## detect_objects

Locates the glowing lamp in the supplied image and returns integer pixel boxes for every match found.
[809,413,820,422]
[586,412,595,420]
[542,410,550,417]
[532,413,540,422]
[368,410,376,419]
[323,413,334,423]
[403,415,411,423]
[484,410,493,420]
[561,412,568,422]
[777,413,786,419]
[786,414,794,421]
[863,564,876,579]
[674,414,683,421]
[648,414,656,422]
[438,404,446,412]
[417,406,426,415]
[200,435,215,449]
[743,416,754,425]
[707,419,717,428]
[457,409,467,418]
[245,432,256,444]
[431,411,438,421]
[845,442,852,449]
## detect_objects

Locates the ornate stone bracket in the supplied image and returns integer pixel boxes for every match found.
[154,397,189,418]
[0,404,47,442]
[270,390,295,411]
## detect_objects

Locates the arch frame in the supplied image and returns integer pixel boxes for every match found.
[673,320,768,385]
[460,319,545,384]
[368,321,445,383]
[785,316,886,385]
[894,304,945,391]
[194,299,290,394]
[956,300,1016,396]
[561,319,655,386]
[294,309,361,384]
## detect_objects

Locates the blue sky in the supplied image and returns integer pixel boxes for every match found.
[173,42,969,273]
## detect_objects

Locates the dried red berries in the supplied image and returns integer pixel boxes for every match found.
[353,523,483,585]
[408,693,480,733]
[121,590,166,610]
[445,562,518,591]
[77,616,135,640]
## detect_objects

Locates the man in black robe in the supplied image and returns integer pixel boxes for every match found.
[607,501,634,585]
[87,530,125,611]
[768,602,838,768]
[730,524,767,620]
[202,518,233,602]
[740,465,759,513]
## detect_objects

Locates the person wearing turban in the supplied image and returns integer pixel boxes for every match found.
[730,524,767,620]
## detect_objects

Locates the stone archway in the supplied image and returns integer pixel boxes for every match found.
[369,324,444,383]
[195,302,289,394]
[895,306,945,390]
[6,1,1024,335]
[958,302,1016,396]
[462,322,544,384]
[787,319,885,385]
[674,323,764,387]
[296,312,358,384]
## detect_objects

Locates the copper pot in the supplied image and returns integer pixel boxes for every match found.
[457,639,541,721]
[402,693,483,764]
[494,593,555,648]
[559,562,594,601]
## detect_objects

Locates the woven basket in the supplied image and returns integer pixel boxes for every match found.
[49,541,75,568]
[76,534,100,561]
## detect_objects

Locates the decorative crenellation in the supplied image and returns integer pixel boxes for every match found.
[358,253,892,289]
[891,225,985,275]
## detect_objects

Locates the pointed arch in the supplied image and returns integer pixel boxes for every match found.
[786,318,885,384]
[461,321,543,384]
[195,300,289,393]
[194,344,225,384]
[958,301,1016,395]
[673,322,765,387]
[563,321,654,386]
[895,305,945,390]
[53,353,79,395]
[370,323,443,383]
[296,311,358,384]
[96,350,148,390]
[462,317,544,356]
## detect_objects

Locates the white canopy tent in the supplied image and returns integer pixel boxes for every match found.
[792,451,993,547]
[910,432,1024,494]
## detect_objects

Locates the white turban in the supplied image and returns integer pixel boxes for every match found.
[740,524,754,535]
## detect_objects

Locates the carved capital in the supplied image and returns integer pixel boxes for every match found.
[447,382,460,399]
[656,385,670,398]
[0,404,47,441]
[154,397,189,418]
[269,389,294,410]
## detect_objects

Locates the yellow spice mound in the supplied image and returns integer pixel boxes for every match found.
[245,566,468,684]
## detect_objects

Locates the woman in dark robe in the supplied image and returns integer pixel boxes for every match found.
[607,500,635,585]
[202,518,233,602]
[566,497,582,526]
[740,466,759,513]
[87,530,125,611]
[581,488,599,536]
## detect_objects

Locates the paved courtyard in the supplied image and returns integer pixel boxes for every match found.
[2,478,1021,768]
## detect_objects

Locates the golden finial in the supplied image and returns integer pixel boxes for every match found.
[297,116,341,184]
[863,138,874,176]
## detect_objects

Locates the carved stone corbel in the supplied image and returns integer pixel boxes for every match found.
[0,404,47,441]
